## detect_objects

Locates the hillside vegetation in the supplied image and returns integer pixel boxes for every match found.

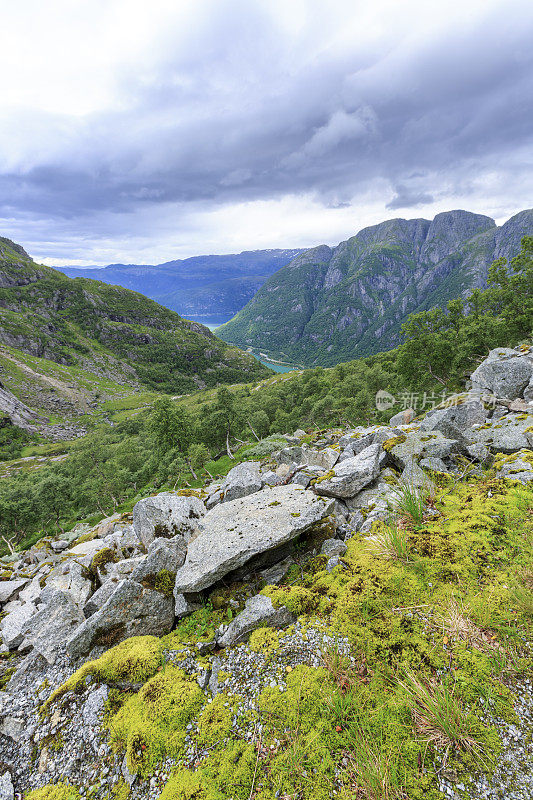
[0,236,530,553]
[217,209,533,366]
[0,237,267,400]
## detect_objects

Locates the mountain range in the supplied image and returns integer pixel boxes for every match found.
[216,209,533,366]
[56,249,303,320]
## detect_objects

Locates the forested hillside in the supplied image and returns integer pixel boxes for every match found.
[0,237,267,416]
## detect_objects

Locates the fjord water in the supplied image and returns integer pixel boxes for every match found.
[189,315,295,373]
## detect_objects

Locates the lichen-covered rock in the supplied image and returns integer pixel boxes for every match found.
[173,486,335,594]
[216,595,295,648]
[470,413,533,453]
[219,461,262,503]
[470,347,533,399]
[132,492,205,548]
[386,430,463,469]
[420,397,486,432]
[314,443,383,499]
[131,537,186,584]
[66,579,174,658]
[19,588,84,664]
[0,579,28,605]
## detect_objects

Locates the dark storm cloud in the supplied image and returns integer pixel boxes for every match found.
[1,0,533,259]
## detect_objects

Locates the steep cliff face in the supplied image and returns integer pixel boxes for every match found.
[216,209,533,366]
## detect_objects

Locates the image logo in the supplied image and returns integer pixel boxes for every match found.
[375,390,395,411]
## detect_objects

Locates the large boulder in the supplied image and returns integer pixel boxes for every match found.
[314,443,383,499]
[470,413,533,453]
[131,537,187,583]
[66,579,174,659]
[420,397,486,433]
[470,348,533,399]
[216,594,295,648]
[173,486,335,594]
[219,461,262,503]
[132,492,205,549]
[20,588,85,664]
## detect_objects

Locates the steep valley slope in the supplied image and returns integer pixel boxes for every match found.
[0,237,267,439]
[216,208,533,366]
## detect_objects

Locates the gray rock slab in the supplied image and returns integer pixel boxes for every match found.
[131,538,186,583]
[67,579,174,659]
[470,348,532,399]
[470,413,533,453]
[174,485,335,594]
[83,579,120,618]
[314,443,383,499]
[21,589,85,664]
[420,397,486,433]
[175,592,202,620]
[0,772,14,800]
[387,431,464,469]
[133,492,205,548]
[0,603,36,650]
[304,447,340,470]
[220,461,262,503]
[0,579,28,605]
[217,594,295,648]
[496,457,533,484]
[82,685,109,726]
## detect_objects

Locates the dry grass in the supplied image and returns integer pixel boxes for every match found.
[346,737,408,800]
[399,673,483,764]
[366,522,410,563]
[434,600,504,653]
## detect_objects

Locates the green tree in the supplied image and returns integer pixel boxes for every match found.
[150,397,191,453]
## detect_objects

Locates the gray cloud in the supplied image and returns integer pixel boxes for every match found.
[1,0,532,262]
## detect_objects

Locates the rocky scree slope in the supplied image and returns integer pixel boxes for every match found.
[217,209,533,366]
[0,346,532,798]
[56,249,303,319]
[0,237,267,417]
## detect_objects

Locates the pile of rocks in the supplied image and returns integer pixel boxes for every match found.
[0,344,532,798]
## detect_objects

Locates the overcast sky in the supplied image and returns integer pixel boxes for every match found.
[1,0,532,266]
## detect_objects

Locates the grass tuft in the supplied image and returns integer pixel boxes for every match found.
[399,673,484,764]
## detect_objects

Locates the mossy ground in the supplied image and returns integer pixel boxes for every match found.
[42,473,532,799]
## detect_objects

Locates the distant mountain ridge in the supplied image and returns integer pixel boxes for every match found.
[216,209,533,367]
[56,249,303,319]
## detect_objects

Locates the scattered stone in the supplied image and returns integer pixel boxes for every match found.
[216,595,295,648]
[314,443,383,499]
[132,492,205,548]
